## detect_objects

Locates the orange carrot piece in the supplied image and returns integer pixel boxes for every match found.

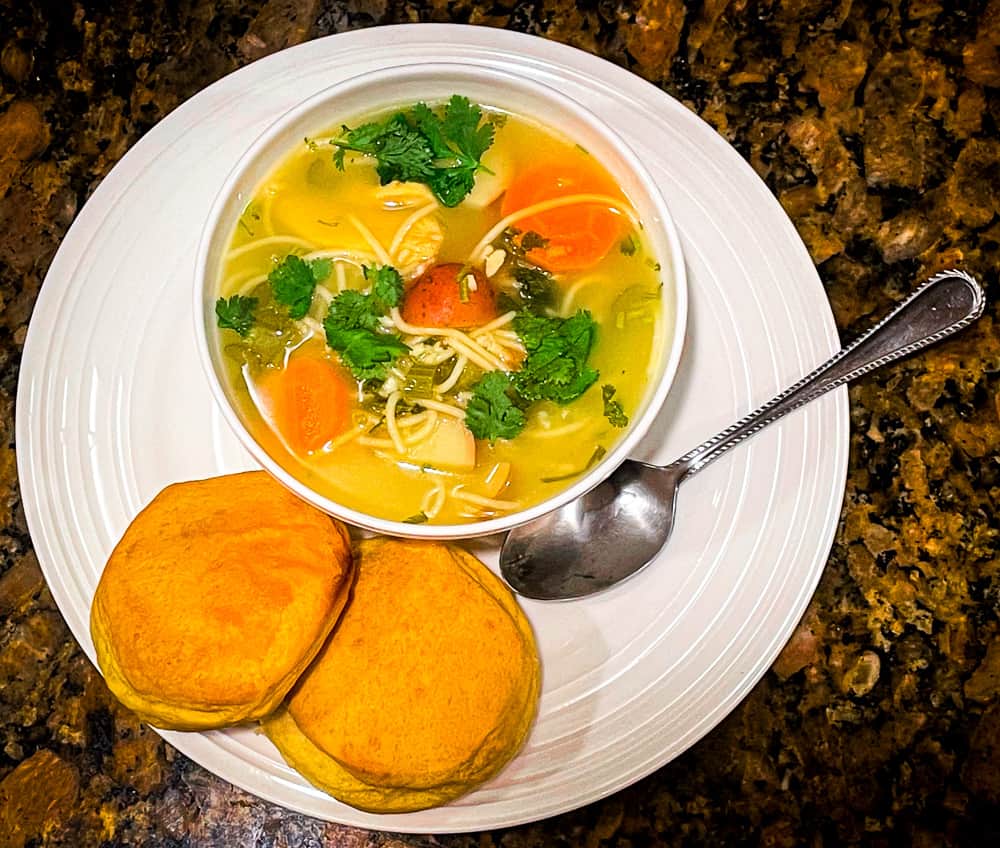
[500,161,624,273]
[267,356,352,454]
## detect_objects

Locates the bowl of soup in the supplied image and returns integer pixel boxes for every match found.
[194,62,687,539]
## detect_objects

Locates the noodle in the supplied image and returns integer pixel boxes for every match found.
[451,486,522,511]
[415,398,467,419]
[389,309,504,372]
[301,249,377,266]
[347,214,393,266]
[236,273,268,297]
[420,480,447,519]
[470,311,517,337]
[435,355,467,394]
[560,275,603,316]
[226,234,315,263]
[389,203,439,259]
[524,418,590,439]
[385,391,405,455]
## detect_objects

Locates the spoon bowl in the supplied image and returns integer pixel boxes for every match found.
[501,461,682,600]
[500,270,985,600]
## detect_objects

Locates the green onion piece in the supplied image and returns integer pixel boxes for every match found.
[403,362,440,399]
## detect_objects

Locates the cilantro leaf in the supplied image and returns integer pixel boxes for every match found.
[324,325,408,382]
[465,371,527,441]
[325,289,380,332]
[323,264,409,382]
[442,95,494,163]
[602,384,629,428]
[334,113,436,185]
[428,168,477,208]
[411,102,453,159]
[215,295,257,337]
[512,310,600,404]
[268,255,330,320]
[310,257,332,282]
[331,96,496,207]
[363,265,404,313]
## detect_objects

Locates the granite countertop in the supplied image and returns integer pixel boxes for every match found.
[1,1,998,845]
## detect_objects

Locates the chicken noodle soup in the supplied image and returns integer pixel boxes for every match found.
[214,96,664,525]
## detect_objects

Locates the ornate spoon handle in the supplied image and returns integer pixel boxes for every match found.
[672,269,985,477]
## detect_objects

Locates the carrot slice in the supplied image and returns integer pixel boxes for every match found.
[500,160,624,273]
[266,356,352,454]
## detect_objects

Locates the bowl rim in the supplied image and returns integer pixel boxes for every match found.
[193,60,689,540]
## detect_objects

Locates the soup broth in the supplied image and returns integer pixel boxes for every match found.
[215,97,664,525]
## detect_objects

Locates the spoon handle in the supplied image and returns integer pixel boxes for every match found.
[673,269,985,477]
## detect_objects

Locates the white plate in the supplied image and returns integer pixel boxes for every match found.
[16,25,848,833]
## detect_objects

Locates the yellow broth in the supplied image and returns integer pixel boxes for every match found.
[215,104,665,524]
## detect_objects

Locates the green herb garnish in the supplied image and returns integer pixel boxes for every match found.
[465,371,527,441]
[268,255,332,320]
[364,265,404,313]
[602,384,629,428]
[402,361,440,399]
[403,511,429,524]
[323,325,409,382]
[332,95,495,207]
[323,264,408,382]
[215,295,258,337]
[620,234,639,256]
[512,310,600,404]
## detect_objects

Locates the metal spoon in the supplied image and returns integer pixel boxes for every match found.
[499,269,986,600]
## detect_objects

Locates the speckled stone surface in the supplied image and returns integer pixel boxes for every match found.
[1,1,999,846]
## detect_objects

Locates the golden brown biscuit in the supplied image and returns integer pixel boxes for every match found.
[90,471,353,730]
[264,539,540,811]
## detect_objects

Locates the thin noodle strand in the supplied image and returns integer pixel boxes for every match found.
[226,234,314,263]
[421,481,447,519]
[347,214,393,266]
[385,391,405,454]
[415,398,467,419]
[325,425,365,452]
[450,487,522,510]
[389,203,439,259]
[236,273,268,297]
[470,311,517,337]
[435,355,467,394]
[390,309,505,371]
[301,249,376,266]
[525,418,590,439]
[560,275,604,316]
